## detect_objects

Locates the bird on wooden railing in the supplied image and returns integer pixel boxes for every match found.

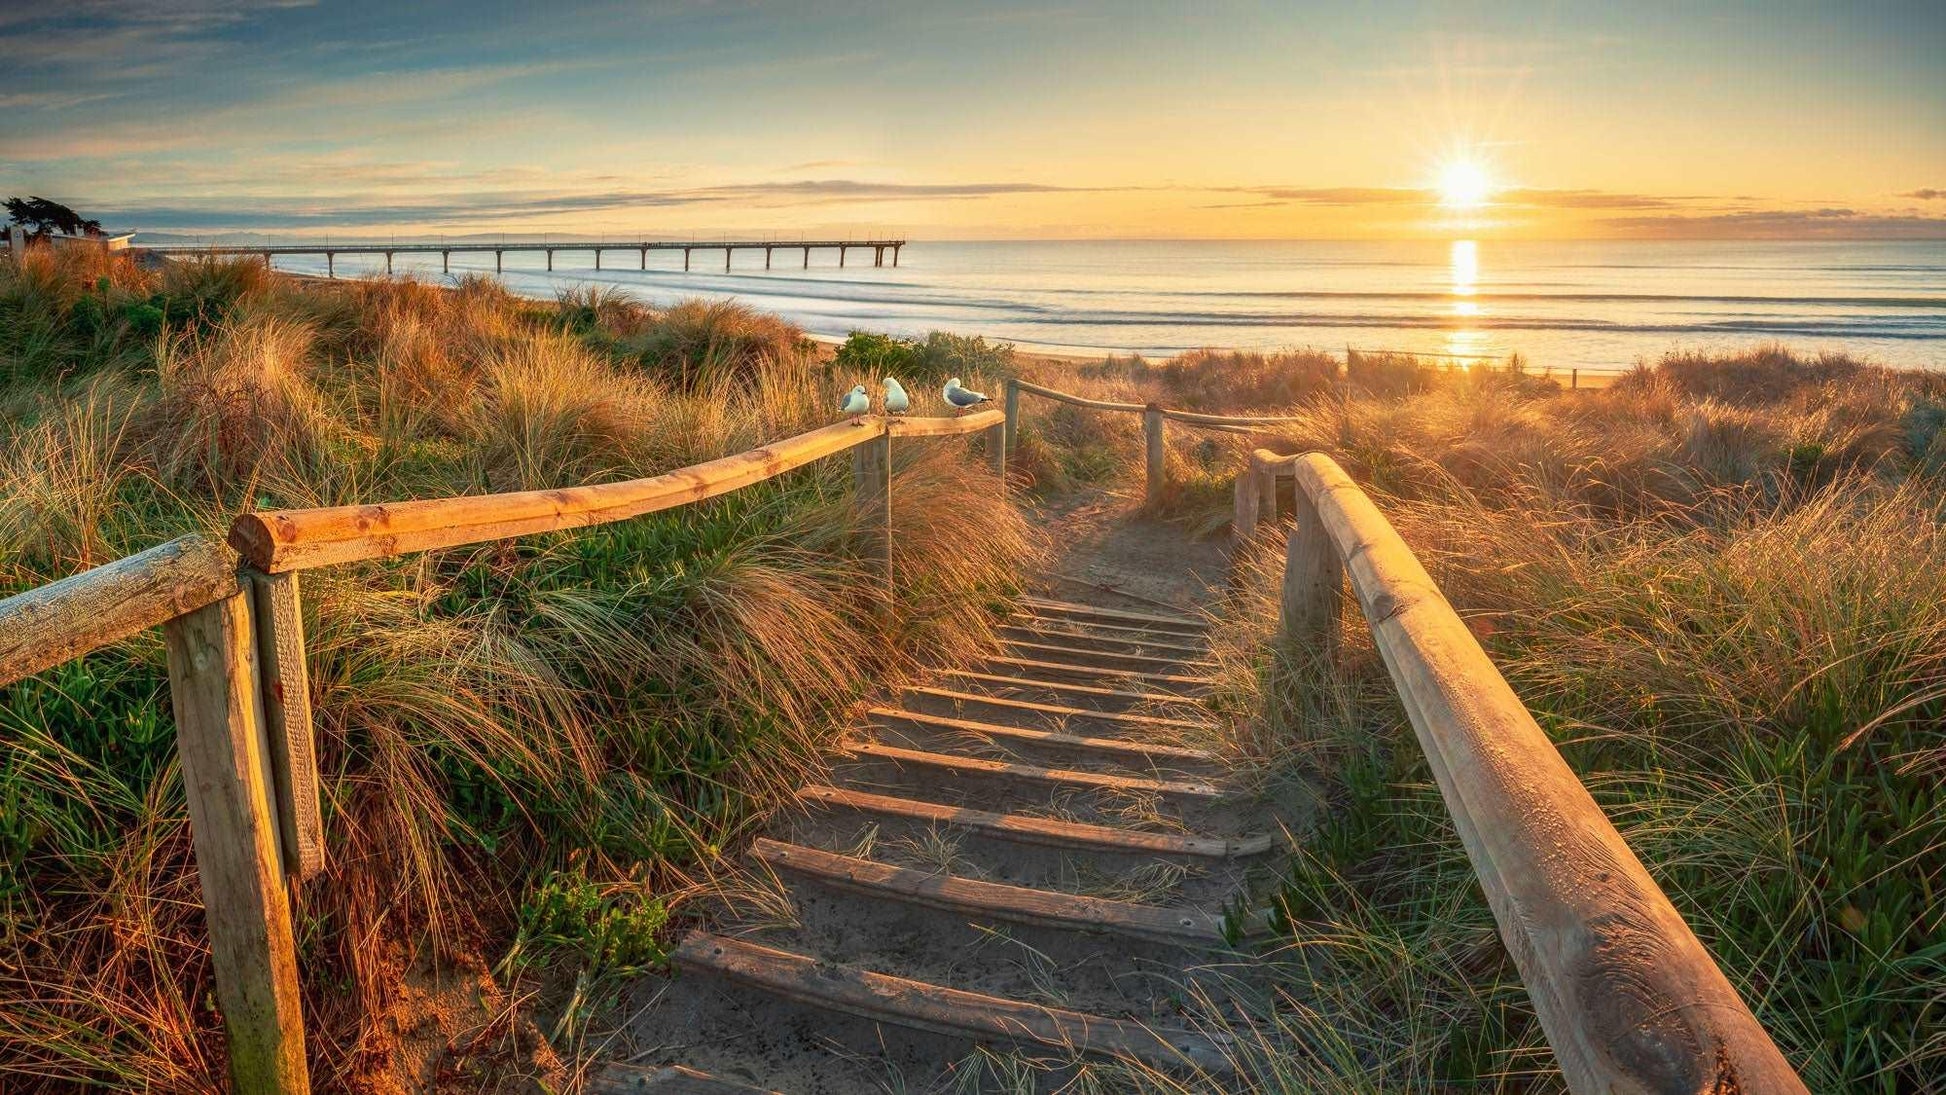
[882,377,910,416]
[942,377,990,413]
[840,384,870,420]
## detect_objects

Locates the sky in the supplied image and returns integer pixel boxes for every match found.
[2,0,1943,241]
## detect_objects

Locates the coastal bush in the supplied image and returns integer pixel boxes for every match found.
[617,298,813,392]
[832,329,1015,388]
[0,258,1031,1090]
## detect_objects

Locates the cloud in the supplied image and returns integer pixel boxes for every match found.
[1603,208,1946,240]
[1903,188,1945,200]
[1218,186,1696,211]
[1234,187,1428,205]
[81,178,1127,231]
[1499,189,1683,210]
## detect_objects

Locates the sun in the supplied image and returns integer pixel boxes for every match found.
[1436,158,1493,209]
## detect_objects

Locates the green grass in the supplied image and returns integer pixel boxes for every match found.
[0,251,1032,1090]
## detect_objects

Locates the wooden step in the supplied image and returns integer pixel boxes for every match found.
[1011,614,1215,648]
[998,624,1208,659]
[1018,596,1207,635]
[1002,637,1216,673]
[845,742,1224,801]
[939,669,1209,712]
[986,655,1214,693]
[866,707,1219,767]
[797,785,1274,858]
[752,838,1228,946]
[592,1064,778,1094]
[673,932,1232,1074]
[904,686,1214,732]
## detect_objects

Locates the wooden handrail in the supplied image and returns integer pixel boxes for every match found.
[0,534,240,688]
[1011,379,1147,414]
[1262,449,1807,1094]
[230,411,1001,572]
[1158,408,1304,427]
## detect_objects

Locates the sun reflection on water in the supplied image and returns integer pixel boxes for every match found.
[1446,239,1486,363]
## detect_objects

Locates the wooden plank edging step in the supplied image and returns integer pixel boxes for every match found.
[905,686,1214,731]
[997,624,1209,658]
[867,706,1219,765]
[1018,596,1208,634]
[1011,614,1215,646]
[672,931,1233,1075]
[1001,638,1218,673]
[751,838,1229,945]
[986,655,1214,692]
[797,785,1276,858]
[846,742,1225,800]
[939,669,1209,711]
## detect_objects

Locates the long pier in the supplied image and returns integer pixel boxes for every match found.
[141,238,905,277]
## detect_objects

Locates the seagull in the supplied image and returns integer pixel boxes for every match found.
[839,384,870,420]
[882,377,911,416]
[942,377,991,413]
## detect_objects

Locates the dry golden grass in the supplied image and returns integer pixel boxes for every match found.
[0,257,1034,1091]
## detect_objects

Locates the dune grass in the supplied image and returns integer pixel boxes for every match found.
[0,251,1032,1091]
[1010,344,1943,1091]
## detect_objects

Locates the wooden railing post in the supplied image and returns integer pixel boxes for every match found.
[989,418,1006,487]
[1232,468,1260,545]
[1142,404,1165,506]
[249,570,325,881]
[1280,460,1340,649]
[1002,379,1020,457]
[854,429,892,591]
[162,591,310,1095]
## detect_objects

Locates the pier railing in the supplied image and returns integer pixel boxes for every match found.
[996,381,1807,1092]
[0,408,1003,1094]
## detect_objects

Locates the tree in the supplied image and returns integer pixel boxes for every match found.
[4,196,103,241]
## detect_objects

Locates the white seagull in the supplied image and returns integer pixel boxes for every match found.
[882,377,911,416]
[839,384,870,420]
[942,377,991,413]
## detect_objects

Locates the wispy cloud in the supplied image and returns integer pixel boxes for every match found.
[1903,188,1945,200]
[83,178,1130,231]
[1604,208,1946,239]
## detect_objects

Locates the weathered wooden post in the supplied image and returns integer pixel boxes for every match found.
[1280,457,1340,649]
[1571,368,1579,390]
[989,415,1006,486]
[325,253,334,278]
[1002,378,1020,467]
[1142,404,1166,507]
[853,426,893,591]
[249,571,325,881]
[162,591,311,1095]
[1232,468,1260,546]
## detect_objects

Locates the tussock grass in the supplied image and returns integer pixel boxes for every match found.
[1019,342,1944,1091]
[0,256,1032,1090]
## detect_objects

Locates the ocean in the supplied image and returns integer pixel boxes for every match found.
[269,238,1946,373]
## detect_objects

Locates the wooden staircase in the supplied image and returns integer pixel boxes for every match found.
[597,594,1283,1092]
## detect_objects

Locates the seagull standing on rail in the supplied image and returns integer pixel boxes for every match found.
[942,377,991,414]
[840,384,870,421]
[882,377,911,416]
